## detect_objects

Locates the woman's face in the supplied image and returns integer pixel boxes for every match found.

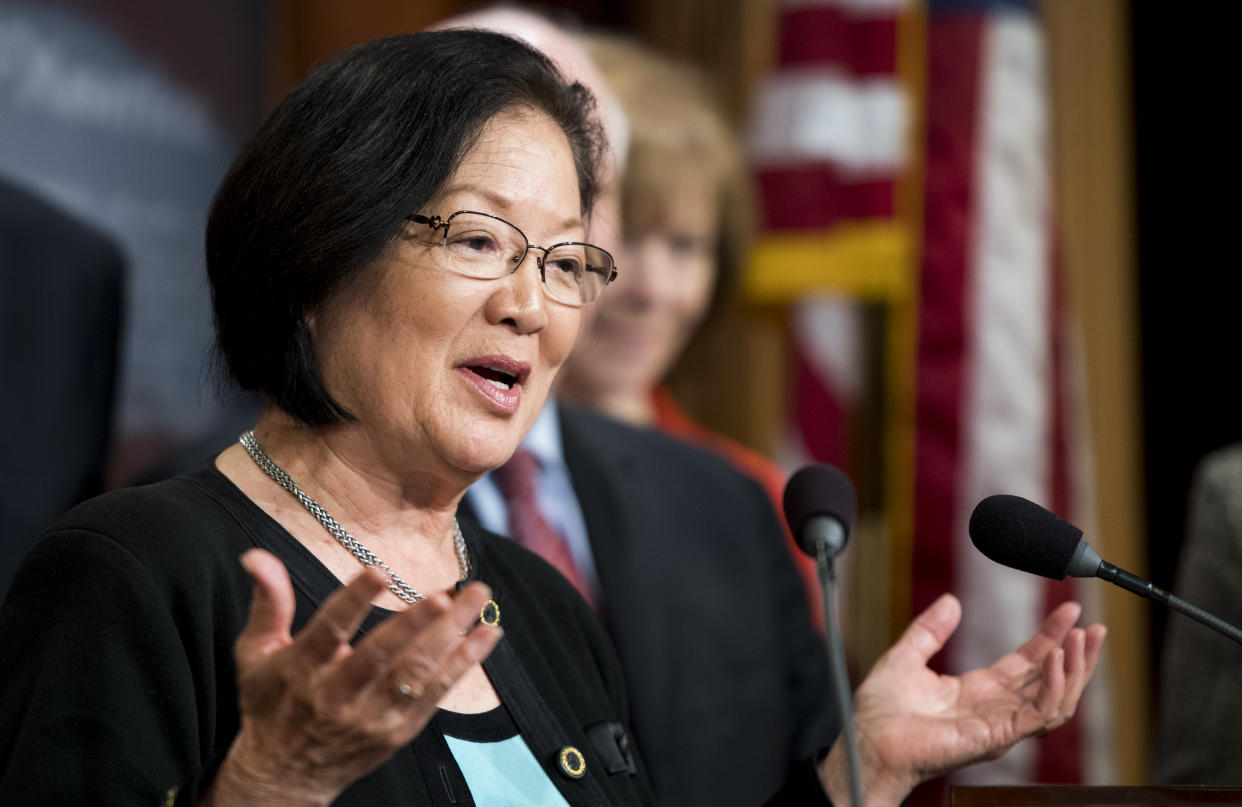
[565,176,719,400]
[312,109,584,478]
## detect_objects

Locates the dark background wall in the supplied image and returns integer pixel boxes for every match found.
[1132,4,1242,671]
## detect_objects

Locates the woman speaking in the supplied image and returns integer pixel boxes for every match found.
[0,29,1103,806]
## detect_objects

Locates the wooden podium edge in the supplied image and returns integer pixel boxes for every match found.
[949,785,1242,806]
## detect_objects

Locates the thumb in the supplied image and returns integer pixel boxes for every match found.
[891,592,962,666]
[234,549,296,669]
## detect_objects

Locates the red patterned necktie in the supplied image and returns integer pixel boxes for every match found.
[492,449,596,607]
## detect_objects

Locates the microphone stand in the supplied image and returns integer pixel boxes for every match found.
[817,541,865,807]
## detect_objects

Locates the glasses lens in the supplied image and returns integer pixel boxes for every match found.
[544,244,614,305]
[441,212,527,279]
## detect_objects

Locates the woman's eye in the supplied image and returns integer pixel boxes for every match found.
[447,231,500,254]
[667,234,706,257]
[548,256,583,277]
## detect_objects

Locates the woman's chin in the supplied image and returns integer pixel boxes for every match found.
[444,437,523,479]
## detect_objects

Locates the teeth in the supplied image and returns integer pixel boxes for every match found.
[467,362,518,390]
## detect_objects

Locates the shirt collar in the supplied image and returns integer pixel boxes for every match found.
[518,398,566,469]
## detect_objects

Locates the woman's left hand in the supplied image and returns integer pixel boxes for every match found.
[818,593,1106,807]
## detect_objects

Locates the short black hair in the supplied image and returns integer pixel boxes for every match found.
[207,29,605,425]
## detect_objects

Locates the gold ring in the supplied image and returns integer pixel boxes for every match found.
[390,675,425,700]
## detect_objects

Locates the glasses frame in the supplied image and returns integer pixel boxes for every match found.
[408,210,619,307]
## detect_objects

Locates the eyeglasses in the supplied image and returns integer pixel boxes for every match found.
[408,210,618,306]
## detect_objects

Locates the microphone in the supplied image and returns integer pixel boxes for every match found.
[783,463,858,559]
[970,494,1242,646]
[782,464,864,806]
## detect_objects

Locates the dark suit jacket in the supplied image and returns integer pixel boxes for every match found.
[1156,442,1242,784]
[0,176,124,598]
[465,406,837,807]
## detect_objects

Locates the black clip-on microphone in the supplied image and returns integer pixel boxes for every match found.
[784,464,865,806]
[970,494,1242,646]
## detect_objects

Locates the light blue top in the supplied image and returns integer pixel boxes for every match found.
[443,733,572,807]
[466,400,599,596]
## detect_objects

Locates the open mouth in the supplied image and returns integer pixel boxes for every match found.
[457,356,530,407]
[470,364,519,391]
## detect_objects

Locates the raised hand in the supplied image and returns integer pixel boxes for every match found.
[203,549,503,806]
[819,593,1106,807]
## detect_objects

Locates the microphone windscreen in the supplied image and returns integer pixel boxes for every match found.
[783,464,858,540]
[968,494,1084,580]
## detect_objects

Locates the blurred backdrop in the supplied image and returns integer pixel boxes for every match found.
[2,0,1238,794]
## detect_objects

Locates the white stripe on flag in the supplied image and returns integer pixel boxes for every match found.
[748,70,908,173]
[794,296,866,402]
[1064,315,1114,784]
[775,296,865,471]
[953,12,1050,785]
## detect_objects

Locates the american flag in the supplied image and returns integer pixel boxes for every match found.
[747,0,909,488]
[746,0,1112,790]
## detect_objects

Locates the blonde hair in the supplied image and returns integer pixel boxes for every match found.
[580,33,753,304]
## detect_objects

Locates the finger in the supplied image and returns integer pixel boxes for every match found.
[451,582,495,634]
[1057,628,1087,714]
[393,621,504,709]
[1009,601,1081,670]
[390,584,494,674]
[290,564,388,668]
[889,593,961,666]
[1012,618,1100,697]
[235,549,298,669]
[1032,646,1066,731]
[1034,601,1082,647]
[341,582,493,692]
[334,592,455,691]
[1060,624,1106,718]
[983,601,1083,689]
[1083,624,1107,677]
[383,584,495,689]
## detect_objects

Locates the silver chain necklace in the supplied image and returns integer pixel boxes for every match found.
[239,430,470,604]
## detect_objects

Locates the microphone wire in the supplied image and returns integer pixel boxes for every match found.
[817,541,865,806]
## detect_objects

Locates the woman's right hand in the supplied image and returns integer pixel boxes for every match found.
[203,549,503,806]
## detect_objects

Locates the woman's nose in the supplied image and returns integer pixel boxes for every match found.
[491,250,548,332]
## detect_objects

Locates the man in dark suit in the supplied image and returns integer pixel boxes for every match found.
[463,402,837,807]
[0,176,124,598]
[1156,442,1242,784]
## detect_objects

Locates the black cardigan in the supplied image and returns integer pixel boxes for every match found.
[0,465,658,805]
[0,465,830,805]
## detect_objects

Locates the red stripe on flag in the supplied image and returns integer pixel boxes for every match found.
[1047,226,1070,525]
[852,178,896,219]
[757,166,895,230]
[912,17,985,628]
[777,7,898,75]
[757,166,846,230]
[793,340,852,467]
